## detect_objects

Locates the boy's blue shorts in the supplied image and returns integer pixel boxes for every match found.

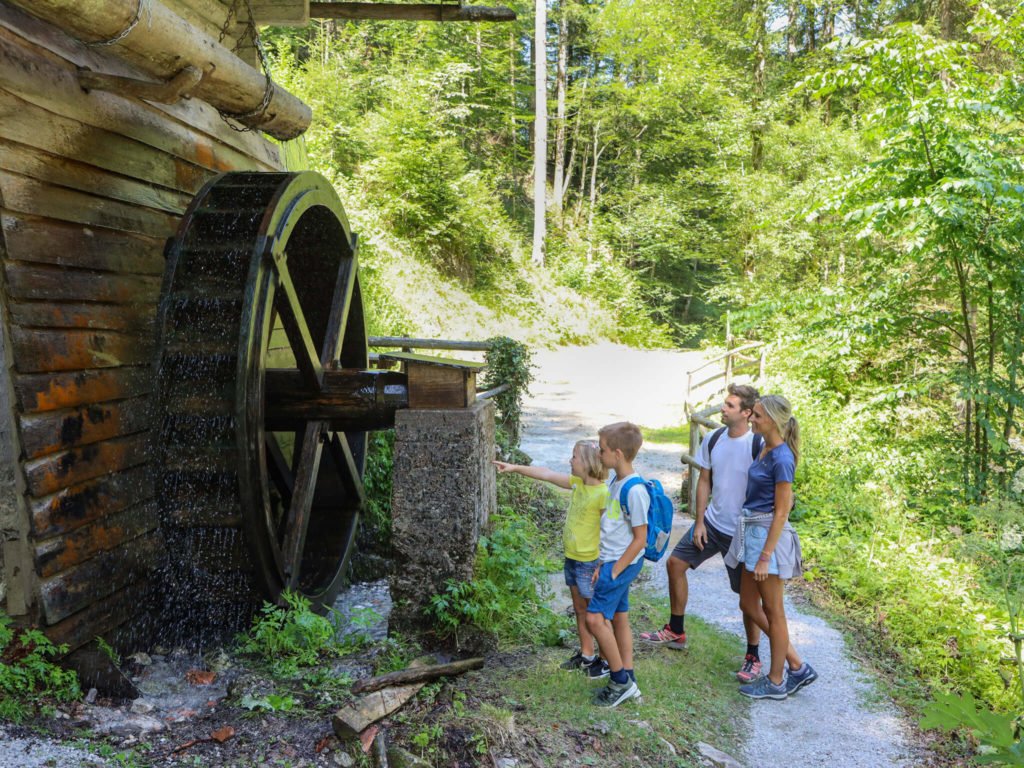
[586,559,644,620]
[563,557,600,600]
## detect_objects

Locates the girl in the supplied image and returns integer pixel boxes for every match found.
[726,394,818,699]
[494,441,608,673]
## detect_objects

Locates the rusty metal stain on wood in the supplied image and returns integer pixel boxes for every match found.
[30,465,153,538]
[14,368,152,413]
[24,433,150,497]
[11,328,155,374]
[20,397,150,458]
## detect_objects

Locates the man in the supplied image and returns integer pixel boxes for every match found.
[638,383,765,682]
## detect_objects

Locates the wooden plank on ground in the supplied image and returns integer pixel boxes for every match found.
[5,264,161,304]
[0,9,279,172]
[33,500,158,579]
[24,432,150,497]
[0,137,195,214]
[39,529,162,624]
[1,214,165,275]
[10,327,155,374]
[19,396,151,459]
[0,174,179,238]
[14,367,152,413]
[30,465,153,539]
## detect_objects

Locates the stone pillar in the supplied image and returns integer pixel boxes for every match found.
[389,399,496,636]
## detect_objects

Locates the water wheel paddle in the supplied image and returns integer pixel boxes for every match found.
[153,171,374,638]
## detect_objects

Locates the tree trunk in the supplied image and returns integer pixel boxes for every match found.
[821,2,835,44]
[532,0,547,266]
[587,121,604,262]
[786,0,798,59]
[806,4,816,52]
[751,0,767,171]
[552,4,568,220]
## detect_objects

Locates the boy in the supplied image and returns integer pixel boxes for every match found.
[585,421,649,708]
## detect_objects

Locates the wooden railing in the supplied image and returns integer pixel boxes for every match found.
[680,404,721,513]
[367,337,508,400]
[684,340,766,413]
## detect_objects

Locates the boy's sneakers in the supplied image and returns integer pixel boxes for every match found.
[738,675,788,700]
[560,650,595,671]
[736,654,763,683]
[638,624,687,649]
[585,658,610,679]
[786,663,818,695]
[593,678,640,708]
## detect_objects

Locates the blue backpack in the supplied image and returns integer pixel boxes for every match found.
[619,476,675,562]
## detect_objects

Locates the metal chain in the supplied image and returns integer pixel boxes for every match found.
[217,0,276,132]
[87,0,147,47]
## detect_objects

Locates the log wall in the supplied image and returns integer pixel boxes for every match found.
[0,1,283,650]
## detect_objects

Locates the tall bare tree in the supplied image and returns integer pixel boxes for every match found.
[532,0,548,266]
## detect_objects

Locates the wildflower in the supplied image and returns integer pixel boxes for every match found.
[999,524,1023,552]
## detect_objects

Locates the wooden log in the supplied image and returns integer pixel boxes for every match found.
[1,214,165,275]
[252,0,310,25]
[14,367,152,413]
[6,0,312,139]
[7,301,155,333]
[39,529,162,623]
[265,369,408,431]
[11,327,155,374]
[369,336,493,352]
[33,499,158,578]
[0,174,179,238]
[333,681,425,740]
[29,467,153,545]
[311,3,516,22]
[5,265,161,305]
[19,397,151,459]
[45,577,152,649]
[0,4,277,169]
[24,433,150,497]
[351,658,484,694]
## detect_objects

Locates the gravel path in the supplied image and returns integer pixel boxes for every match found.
[520,343,922,768]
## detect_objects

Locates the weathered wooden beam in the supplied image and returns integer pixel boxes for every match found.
[351,657,484,694]
[369,336,493,352]
[310,3,516,22]
[265,369,408,431]
[5,0,312,139]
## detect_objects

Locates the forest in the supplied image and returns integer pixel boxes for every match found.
[261,0,1024,760]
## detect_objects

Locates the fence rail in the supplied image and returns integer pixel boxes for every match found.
[684,340,766,412]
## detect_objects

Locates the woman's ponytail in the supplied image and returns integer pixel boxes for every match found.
[759,395,800,466]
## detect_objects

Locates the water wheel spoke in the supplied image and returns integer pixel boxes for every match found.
[265,433,294,501]
[281,421,325,587]
[327,432,366,506]
[320,235,359,365]
[271,251,324,392]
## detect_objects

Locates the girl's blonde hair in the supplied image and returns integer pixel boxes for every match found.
[758,395,800,466]
[575,440,607,480]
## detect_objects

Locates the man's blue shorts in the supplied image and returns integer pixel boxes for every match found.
[563,557,600,600]
[586,559,644,620]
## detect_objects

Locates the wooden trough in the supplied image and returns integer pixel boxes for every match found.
[0,0,514,653]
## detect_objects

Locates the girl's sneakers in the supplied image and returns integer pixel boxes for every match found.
[638,624,687,649]
[736,653,763,682]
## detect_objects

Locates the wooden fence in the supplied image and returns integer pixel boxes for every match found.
[684,340,766,414]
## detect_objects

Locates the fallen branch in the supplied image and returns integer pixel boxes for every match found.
[351,658,484,694]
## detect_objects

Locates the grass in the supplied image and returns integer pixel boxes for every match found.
[639,424,691,446]
[386,590,750,767]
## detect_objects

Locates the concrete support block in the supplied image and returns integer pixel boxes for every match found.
[388,400,496,637]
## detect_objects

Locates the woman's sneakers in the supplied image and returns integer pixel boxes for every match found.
[738,675,788,700]
[736,654,763,683]
[785,662,818,694]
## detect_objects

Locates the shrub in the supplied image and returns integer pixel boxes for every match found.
[0,615,80,722]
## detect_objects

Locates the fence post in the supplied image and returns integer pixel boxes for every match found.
[758,346,766,381]
[688,415,700,514]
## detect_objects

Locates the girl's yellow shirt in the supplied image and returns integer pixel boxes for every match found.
[563,476,608,562]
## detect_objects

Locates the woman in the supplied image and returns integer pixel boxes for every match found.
[725,394,818,699]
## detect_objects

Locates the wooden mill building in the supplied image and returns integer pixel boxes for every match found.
[0,0,512,653]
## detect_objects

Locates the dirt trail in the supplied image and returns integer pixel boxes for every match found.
[520,343,924,768]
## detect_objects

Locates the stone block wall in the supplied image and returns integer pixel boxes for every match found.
[389,399,496,636]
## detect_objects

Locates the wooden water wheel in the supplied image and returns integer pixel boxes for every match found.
[153,171,404,638]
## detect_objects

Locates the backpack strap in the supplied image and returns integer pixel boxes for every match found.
[752,433,764,461]
[618,476,645,518]
[705,426,727,456]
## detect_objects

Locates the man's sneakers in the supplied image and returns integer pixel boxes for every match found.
[638,624,687,649]
[736,654,763,683]
[593,678,640,708]
[738,675,788,700]
[785,662,818,695]
[560,650,594,671]
[585,657,610,679]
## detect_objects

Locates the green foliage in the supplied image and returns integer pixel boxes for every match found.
[427,507,568,646]
[922,691,1023,765]
[239,693,297,713]
[482,336,533,448]
[362,430,395,547]
[236,590,353,676]
[95,636,120,667]
[0,615,80,723]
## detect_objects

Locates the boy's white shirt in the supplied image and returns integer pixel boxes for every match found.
[599,473,650,564]
[696,429,755,537]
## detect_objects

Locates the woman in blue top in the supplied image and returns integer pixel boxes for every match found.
[725,395,818,700]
